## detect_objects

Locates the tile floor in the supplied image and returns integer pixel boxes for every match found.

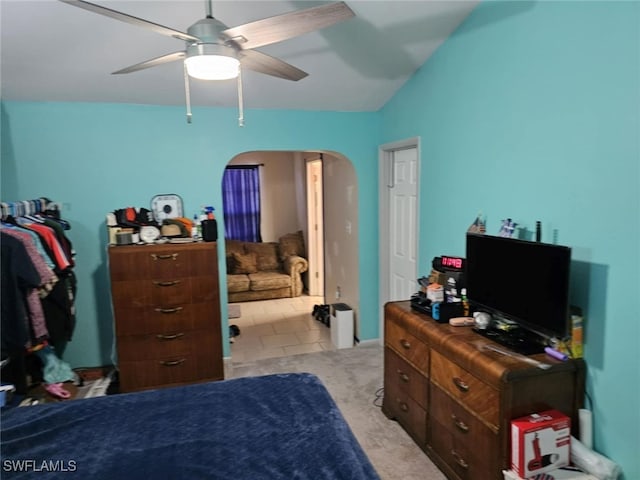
[229,295,334,363]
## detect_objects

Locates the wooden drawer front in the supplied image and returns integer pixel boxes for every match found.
[385,347,428,410]
[117,329,217,361]
[430,384,498,453]
[109,243,218,278]
[109,248,191,281]
[114,302,215,336]
[384,380,427,447]
[431,350,499,427]
[147,250,192,279]
[118,349,222,392]
[429,414,500,480]
[385,320,429,374]
[190,275,219,303]
[111,278,192,308]
[188,247,218,277]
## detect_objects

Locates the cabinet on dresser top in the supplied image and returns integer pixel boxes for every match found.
[383,301,585,480]
[109,242,224,392]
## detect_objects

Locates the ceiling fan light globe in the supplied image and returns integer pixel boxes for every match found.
[185,55,239,80]
[185,43,239,80]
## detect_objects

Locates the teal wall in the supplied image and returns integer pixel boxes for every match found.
[381,1,639,478]
[0,102,382,365]
[1,0,638,477]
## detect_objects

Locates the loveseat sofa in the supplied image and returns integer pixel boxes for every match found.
[225,232,308,302]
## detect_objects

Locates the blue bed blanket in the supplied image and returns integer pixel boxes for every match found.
[1,373,379,479]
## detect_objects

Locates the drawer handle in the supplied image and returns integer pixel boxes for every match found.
[160,358,185,367]
[400,339,411,350]
[451,414,470,433]
[452,377,469,392]
[156,332,185,341]
[398,401,409,412]
[397,370,409,383]
[451,450,469,469]
[153,280,181,287]
[154,307,184,314]
[151,253,178,261]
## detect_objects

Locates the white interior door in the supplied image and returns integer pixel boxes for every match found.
[378,138,420,342]
[388,147,418,301]
[306,159,324,296]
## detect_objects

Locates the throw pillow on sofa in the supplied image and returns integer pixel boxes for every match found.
[226,239,247,274]
[245,242,280,271]
[278,231,305,260]
[231,252,258,274]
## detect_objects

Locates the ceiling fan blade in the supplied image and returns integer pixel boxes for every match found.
[239,50,307,81]
[222,2,355,50]
[112,51,186,75]
[58,0,200,43]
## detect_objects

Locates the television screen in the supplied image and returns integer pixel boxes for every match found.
[465,233,572,341]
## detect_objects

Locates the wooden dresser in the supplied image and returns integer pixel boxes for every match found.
[383,301,585,480]
[109,242,224,392]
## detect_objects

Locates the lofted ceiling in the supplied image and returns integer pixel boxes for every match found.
[0,1,480,112]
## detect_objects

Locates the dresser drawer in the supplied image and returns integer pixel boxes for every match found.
[384,380,427,447]
[147,246,217,279]
[113,302,216,336]
[117,329,218,361]
[118,348,222,392]
[190,275,219,303]
[430,384,499,449]
[385,319,429,374]
[430,350,499,427]
[110,248,191,281]
[111,278,192,307]
[428,414,500,480]
[385,347,428,410]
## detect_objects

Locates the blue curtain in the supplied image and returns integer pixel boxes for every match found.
[222,166,262,242]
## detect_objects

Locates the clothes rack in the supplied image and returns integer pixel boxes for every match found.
[0,198,61,220]
[1,197,76,395]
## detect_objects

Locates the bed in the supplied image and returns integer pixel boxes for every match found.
[1,373,379,479]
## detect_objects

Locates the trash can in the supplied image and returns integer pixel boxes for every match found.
[330,303,354,349]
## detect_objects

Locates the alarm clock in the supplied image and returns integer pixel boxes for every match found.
[432,255,465,272]
[139,226,160,244]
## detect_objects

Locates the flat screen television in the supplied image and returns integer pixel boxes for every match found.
[465,233,572,343]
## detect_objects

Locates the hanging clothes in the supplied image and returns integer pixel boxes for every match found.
[16,218,72,271]
[0,233,43,352]
[1,199,76,394]
[3,214,77,350]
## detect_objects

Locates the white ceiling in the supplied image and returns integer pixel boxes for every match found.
[0,0,479,112]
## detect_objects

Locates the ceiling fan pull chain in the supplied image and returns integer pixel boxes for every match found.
[237,66,245,127]
[183,63,193,124]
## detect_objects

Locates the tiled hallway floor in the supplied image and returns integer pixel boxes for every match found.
[229,295,334,363]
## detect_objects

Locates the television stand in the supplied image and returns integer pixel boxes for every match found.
[473,326,546,355]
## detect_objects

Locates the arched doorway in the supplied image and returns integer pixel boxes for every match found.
[221,150,359,363]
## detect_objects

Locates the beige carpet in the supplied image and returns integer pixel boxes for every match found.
[227,343,446,480]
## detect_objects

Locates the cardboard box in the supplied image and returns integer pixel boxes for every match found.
[511,409,571,478]
[428,269,447,286]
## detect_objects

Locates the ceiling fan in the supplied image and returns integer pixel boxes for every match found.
[59,0,355,123]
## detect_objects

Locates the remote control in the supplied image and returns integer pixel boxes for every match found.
[449,317,475,327]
